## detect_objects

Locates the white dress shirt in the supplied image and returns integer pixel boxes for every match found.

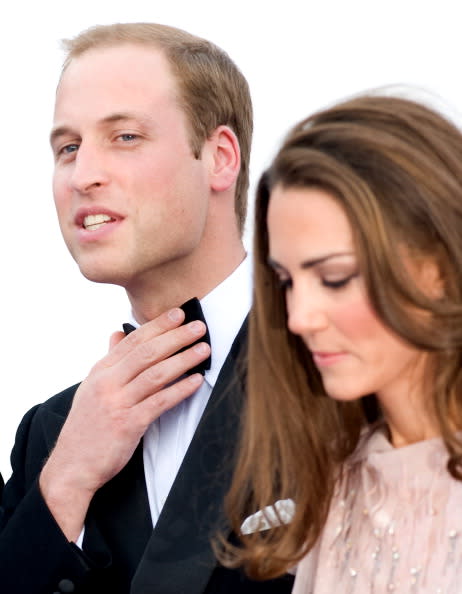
[141,257,252,526]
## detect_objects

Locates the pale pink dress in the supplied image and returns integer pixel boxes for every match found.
[293,426,462,593]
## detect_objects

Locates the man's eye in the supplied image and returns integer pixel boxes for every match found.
[59,144,79,155]
[119,133,138,142]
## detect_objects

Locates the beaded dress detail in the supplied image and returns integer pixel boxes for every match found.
[293,426,462,593]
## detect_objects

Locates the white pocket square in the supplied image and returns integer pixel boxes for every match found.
[240,499,295,535]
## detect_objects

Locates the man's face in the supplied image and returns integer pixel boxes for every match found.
[51,44,211,289]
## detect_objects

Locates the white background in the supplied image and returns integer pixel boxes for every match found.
[1,0,462,477]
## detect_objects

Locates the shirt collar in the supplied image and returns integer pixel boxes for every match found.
[200,255,252,387]
[127,255,253,388]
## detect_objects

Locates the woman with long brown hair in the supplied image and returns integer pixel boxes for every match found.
[222,93,462,592]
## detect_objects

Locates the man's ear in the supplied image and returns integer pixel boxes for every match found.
[208,125,240,193]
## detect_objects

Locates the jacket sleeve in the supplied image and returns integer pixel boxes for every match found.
[0,404,109,594]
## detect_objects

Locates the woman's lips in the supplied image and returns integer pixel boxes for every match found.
[311,351,347,368]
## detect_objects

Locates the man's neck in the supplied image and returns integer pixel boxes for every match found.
[127,246,246,324]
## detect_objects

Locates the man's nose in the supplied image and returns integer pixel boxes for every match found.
[69,143,109,194]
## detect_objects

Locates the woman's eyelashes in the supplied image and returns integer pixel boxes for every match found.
[277,276,293,290]
[275,272,358,292]
[322,273,359,289]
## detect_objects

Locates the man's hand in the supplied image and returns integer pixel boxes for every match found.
[39,307,210,541]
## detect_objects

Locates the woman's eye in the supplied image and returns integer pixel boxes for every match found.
[322,274,357,289]
[277,277,293,291]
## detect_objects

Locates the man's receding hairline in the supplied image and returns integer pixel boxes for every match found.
[58,43,183,113]
[60,39,168,75]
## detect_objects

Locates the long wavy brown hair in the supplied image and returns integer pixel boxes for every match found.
[220,93,462,579]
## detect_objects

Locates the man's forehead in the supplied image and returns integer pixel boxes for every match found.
[58,43,175,93]
[54,45,179,118]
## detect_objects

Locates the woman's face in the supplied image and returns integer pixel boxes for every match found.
[267,184,430,406]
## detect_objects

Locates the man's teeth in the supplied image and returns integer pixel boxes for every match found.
[83,214,113,231]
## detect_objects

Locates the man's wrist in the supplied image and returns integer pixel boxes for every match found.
[39,463,92,542]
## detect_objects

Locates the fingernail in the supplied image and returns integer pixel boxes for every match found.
[168,308,183,322]
[188,373,203,385]
[193,342,209,354]
[189,321,204,335]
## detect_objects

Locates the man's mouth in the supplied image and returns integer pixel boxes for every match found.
[83,214,114,231]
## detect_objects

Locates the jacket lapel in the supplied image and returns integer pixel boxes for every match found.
[131,321,247,594]
[85,443,152,578]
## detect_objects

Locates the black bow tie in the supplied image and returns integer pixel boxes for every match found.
[123,297,211,376]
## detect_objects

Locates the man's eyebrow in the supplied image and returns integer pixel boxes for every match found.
[268,252,354,270]
[49,112,153,146]
[49,126,72,147]
[100,111,153,127]
[100,112,139,124]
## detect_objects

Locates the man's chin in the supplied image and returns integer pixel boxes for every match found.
[78,265,128,287]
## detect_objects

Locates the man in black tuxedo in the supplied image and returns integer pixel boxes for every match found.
[0,23,293,594]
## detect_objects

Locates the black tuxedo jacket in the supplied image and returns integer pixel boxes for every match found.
[0,322,293,594]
